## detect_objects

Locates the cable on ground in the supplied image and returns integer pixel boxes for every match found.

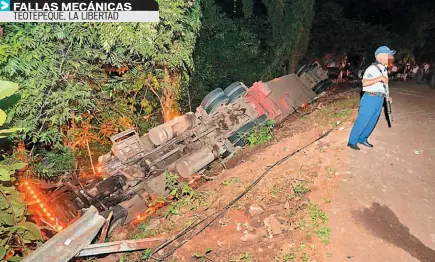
[149,117,349,261]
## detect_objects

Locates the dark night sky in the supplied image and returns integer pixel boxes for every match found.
[339,0,435,34]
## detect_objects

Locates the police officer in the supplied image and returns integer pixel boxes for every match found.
[347,46,395,150]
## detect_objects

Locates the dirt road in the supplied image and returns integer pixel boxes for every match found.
[328,82,435,262]
[117,82,434,262]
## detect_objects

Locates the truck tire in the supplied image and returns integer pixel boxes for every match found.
[201,88,230,114]
[296,64,308,77]
[312,79,333,94]
[224,82,248,102]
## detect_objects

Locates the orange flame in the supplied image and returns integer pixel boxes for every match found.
[167,111,181,121]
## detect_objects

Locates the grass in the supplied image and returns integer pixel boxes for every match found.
[246,120,275,146]
[292,181,310,196]
[276,242,314,262]
[240,253,254,262]
[271,179,311,200]
[310,96,358,127]
[193,248,213,261]
[301,203,330,245]
[221,177,240,186]
[326,167,337,178]
[132,221,157,239]
[323,197,332,204]
[163,171,204,219]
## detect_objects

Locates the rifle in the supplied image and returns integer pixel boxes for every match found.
[384,92,393,128]
[372,63,393,128]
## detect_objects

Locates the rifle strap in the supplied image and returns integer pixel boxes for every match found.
[371,62,389,95]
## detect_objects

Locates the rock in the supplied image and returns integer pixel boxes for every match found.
[147,219,161,230]
[240,228,267,242]
[258,248,264,253]
[236,223,242,231]
[249,205,264,216]
[263,214,283,237]
[284,201,290,210]
[245,225,255,232]
[157,250,164,256]
[240,233,261,242]
[217,240,226,247]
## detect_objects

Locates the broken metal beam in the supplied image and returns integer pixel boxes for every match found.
[76,237,169,257]
[23,206,106,262]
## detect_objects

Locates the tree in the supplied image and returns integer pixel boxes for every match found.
[259,0,315,75]
[308,0,396,61]
[185,0,271,108]
[0,0,202,157]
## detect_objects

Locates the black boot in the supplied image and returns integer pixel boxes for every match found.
[359,141,373,148]
[347,143,360,150]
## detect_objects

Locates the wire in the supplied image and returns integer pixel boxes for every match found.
[150,116,349,261]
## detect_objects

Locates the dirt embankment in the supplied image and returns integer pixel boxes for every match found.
[107,88,360,262]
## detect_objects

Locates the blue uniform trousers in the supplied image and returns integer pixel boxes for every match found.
[348,93,384,145]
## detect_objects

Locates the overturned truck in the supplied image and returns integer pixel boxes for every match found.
[68,62,332,230]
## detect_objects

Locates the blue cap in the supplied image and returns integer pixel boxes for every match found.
[375,46,396,57]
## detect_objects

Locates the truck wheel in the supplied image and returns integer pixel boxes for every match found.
[296,65,308,77]
[224,82,248,102]
[312,79,333,94]
[201,88,230,114]
[205,95,229,114]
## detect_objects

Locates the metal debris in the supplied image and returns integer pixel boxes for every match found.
[76,237,169,257]
[23,206,106,262]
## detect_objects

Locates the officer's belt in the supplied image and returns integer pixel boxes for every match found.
[365,92,385,97]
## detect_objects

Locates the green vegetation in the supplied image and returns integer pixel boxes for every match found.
[0,83,42,261]
[132,222,157,239]
[300,203,331,245]
[0,0,202,176]
[276,242,313,262]
[221,177,240,186]
[164,171,202,218]
[33,146,74,180]
[240,252,254,262]
[246,120,274,146]
[142,248,152,260]
[293,181,310,196]
[193,248,213,261]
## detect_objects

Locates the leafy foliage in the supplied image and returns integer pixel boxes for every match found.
[33,146,74,180]
[260,0,315,75]
[246,120,274,146]
[0,84,42,261]
[187,0,316,109]
[0,0,202,153]
[185,0,271,108]
[0,80,21,138]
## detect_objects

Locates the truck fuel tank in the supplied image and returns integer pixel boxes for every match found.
[148,112,196,146]
[175,146,216,178]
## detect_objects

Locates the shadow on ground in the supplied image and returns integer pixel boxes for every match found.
[353,202,435,262]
